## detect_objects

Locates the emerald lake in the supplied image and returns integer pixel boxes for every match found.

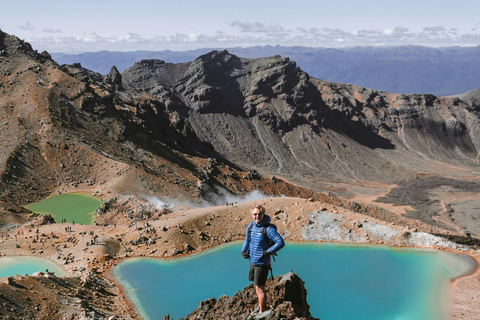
[113,242,477,320]
[0,256,66,278]
[26,193,104,225]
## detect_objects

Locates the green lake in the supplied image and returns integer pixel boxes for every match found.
[26,192,104,225]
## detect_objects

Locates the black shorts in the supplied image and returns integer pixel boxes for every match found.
[248,264,270,286]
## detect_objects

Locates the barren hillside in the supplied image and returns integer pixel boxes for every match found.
[2,29,480,239]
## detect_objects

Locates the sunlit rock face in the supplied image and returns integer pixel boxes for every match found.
[175,271,318,320]
[122,49,480,184]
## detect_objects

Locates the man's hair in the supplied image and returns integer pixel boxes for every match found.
[251,205,265,215]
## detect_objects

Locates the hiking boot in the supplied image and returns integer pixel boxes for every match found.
[250,306,260,315]
[256,310,272,319]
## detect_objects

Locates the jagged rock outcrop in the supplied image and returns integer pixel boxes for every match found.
[104,65,123,89]
[173,271,318,320]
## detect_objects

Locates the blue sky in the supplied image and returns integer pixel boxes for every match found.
[1,0,479,53]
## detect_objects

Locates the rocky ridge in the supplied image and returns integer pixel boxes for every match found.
[0,271,135,320]
[51,45,480,96]
[177,271,318,320]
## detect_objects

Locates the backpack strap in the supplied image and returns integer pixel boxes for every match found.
[247,222,253,241]
[261,223,277,245]
[264,223,278,275]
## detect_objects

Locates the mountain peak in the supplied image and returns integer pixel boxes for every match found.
[104,65,123,89]
[0,29,52,63]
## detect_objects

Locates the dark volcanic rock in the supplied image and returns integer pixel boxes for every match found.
[175,271,318,320]
[376,176,480,235]
[104,65,123,89]
[51,45,480,96]
[120,48,480,186]
[0,29,53,64]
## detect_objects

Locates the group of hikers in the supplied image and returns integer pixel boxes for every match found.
[241,204,285,316]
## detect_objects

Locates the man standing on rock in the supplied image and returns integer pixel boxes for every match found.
[241,204,285,315]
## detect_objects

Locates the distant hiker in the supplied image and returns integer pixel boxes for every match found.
[241,204,285,315]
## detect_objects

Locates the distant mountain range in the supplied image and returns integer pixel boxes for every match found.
[51,45,480,96]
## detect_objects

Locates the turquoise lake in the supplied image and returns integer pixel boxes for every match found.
[113,242,477,320]
[0,256,66,278]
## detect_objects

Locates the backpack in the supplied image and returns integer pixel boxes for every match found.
[247,222,277,247]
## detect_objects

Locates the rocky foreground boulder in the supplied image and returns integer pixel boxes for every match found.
[167,271,319,320]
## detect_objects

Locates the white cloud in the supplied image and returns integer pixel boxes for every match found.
[21,21,480,53]
[17,21,35,32]
[423,25,446,32]
[42,28,62,34]
[383,29,394,35]
[296,27,308,34]
[394,26,409,33]
[231,21,285,33]
[123,33,143,42]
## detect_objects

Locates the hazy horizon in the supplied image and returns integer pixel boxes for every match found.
[1,0,479,53]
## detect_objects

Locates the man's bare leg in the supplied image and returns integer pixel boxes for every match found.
[255,284,267,312]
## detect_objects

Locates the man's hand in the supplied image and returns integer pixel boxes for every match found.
[262,250,271,257]
[241,251,249,259]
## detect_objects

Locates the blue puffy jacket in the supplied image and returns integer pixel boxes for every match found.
[241,214,285,266]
